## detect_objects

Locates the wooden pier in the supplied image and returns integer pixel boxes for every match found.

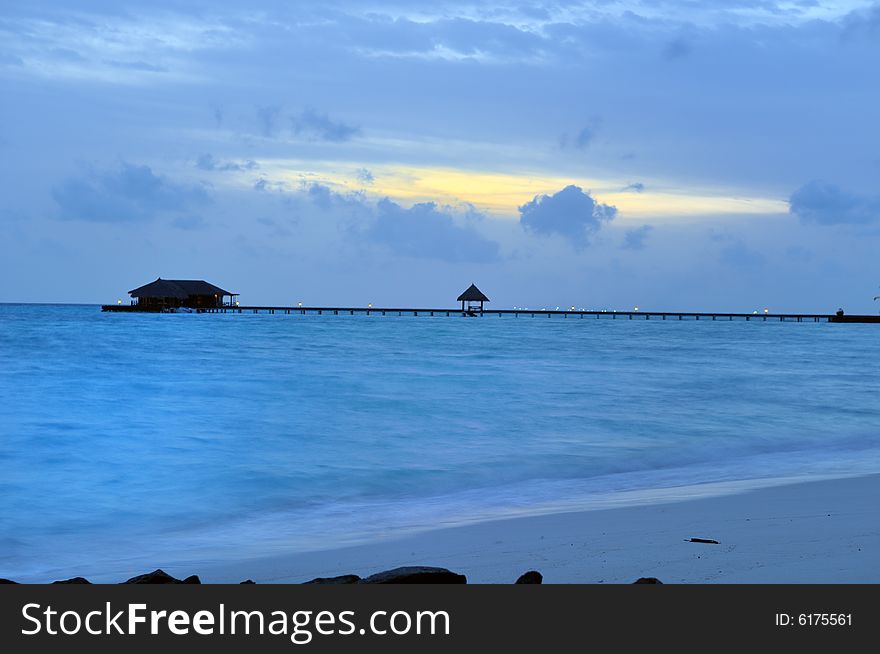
[101,304,880,323]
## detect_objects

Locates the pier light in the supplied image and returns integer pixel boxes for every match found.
[753,311,758,314]
[235,301,240,306]
[571,306,576,311]
[634,306,639,311]
[117,299,122,305]
[368,303,373,308]
[298,302,303,307]
[764,308,769,314]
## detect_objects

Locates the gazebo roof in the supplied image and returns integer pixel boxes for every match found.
[457,283,490,302]
[128,278,235,299]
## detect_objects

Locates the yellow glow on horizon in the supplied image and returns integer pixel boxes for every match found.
[255,159,789,221]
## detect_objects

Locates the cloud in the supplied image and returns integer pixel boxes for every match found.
[842,4,880,39]
[369,198,499,262]
[571,126,594,149]
[622,225,653,250]
[291,108,360,142]
[335,14,547,62]
[355,167,375,184]
[788,181,880,225]
[52,162,209,223]
[256,105,282,138]
[621,182,645,193]
[662,36,693,59]
[196,153,258,172]
[559,122,599,150]
[104,60,167,73]
[519,185,617,247]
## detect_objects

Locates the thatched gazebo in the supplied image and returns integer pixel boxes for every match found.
[457,284,490,312]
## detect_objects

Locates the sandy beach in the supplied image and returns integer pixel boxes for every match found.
[185,474,879,584]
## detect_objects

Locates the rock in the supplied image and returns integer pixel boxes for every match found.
[0,579,18,584]
[304,575,361,584]
[123,569,187,584]
[240,580,256,584]
[633,577,663,584]
[515,571,543,584]
[687,538,720,544]
[181,575,201,584]
[52,577,91,584]
[360,567,466,584]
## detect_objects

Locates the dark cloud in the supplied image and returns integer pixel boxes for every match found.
[355,167,374,184]
[369,198,499,262]
[621,182,645,193]
[662,36,693,60]
[519,185,617,247]
[306,182,335,209]
[300,183,367,211]
[789,181,880,225]
[52,163,209,222]
[560,123,598,151]
[842,4,880,39]
[291,108,360,142]
[196,153,258,172]
[622,225,653,250]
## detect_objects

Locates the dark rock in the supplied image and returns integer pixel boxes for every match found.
[0,579,18,584]
[123,569,185,584]
[633,577,663,584]
[52,577,91,584]
[687,538,720,544]
[304,575,361,584]
[359,567,467,584]
[240,580,256,584]
[181,575,201,584]
[515,571,543,584]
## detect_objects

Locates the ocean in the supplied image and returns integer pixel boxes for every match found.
[2,303,879,582]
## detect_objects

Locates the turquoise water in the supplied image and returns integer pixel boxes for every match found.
[1,304,879,581]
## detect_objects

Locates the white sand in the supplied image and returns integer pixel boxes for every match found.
[192,474,879,584]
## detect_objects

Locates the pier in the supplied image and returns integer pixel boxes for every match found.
[100,304,880,323]
[103,279,880,323]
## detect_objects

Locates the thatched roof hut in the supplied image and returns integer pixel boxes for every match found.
[128,278,237,309]
[457,284,489,312]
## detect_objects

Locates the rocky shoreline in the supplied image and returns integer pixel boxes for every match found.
[0,567,662,585]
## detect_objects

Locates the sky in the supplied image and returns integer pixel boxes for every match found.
[1,0,879,311]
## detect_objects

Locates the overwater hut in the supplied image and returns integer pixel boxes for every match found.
[128,278,238,310]
[457,284,490,312]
